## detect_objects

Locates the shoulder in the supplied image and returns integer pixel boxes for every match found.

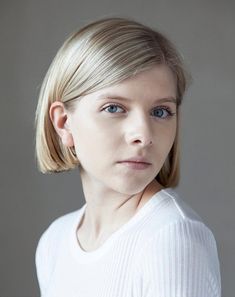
[36,208,80,249]
[135,189,222,297]
[139,188,207,241]
[147,188,221,272]
[159,188,220,254]
[157,188,205,222]
[147,218,219,259]
[141,208,219,262]
[35,207,83,294]
[137,218,221,296]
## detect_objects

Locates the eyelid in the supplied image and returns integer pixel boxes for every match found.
[102,102,125,110]
[101,102,175,112]
[101,103,176,119]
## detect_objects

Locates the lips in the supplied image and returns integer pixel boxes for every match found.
[118,157,151,164]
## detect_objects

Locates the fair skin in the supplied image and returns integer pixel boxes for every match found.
[50,64,177,251]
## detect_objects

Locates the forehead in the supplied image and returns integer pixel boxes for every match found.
[73,64,177,111]
[94,65,176,100]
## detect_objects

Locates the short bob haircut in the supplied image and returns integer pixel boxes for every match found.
[35,17,190,188]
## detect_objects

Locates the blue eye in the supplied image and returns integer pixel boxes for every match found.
[103,104,124,113]
[102,104,175,119]
[152,107,175,118]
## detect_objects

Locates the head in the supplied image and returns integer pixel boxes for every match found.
[35,17,189,188]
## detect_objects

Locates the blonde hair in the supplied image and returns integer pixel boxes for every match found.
[35,17,190,188]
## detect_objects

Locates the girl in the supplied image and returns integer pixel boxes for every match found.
[35,17,221,297]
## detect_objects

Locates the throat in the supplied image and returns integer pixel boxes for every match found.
[76,227,112,252]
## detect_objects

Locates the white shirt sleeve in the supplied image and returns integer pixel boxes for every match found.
[134,219,221,297]
[35,226,56,296]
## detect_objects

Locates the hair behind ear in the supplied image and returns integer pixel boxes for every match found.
[35,96,79,173]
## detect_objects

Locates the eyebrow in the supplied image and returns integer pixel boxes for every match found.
[96,93,177,105]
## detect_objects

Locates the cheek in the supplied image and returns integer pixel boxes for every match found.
[71,119,117,158]
[157,125,176,157]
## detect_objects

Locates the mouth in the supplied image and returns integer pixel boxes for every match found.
[118,157,151,164]
[117,161,151,170]
[119,161,150,164]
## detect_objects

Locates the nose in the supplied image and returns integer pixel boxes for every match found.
[125,114,153,147]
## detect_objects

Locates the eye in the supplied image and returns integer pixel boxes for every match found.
[102,104,125,114]
[152,106,176,119]
[102,104,176,119]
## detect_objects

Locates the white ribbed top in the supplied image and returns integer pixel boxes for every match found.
[35,188,221,297]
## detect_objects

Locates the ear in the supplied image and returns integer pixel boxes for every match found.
[49,101,74,147]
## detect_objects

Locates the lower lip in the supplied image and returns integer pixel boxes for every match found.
[118,161,151,170]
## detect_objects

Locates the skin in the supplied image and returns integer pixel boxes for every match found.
[50,64,177,251]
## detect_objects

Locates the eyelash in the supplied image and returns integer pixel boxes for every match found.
[101,104,176,119]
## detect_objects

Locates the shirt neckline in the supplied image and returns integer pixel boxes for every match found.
[69,187,172,263]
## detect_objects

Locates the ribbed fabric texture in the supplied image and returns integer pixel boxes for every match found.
[35,188,221,297]
[132,220,221,297]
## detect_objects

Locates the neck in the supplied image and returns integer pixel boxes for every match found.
[77,179,164,247]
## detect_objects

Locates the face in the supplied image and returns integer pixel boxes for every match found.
[66,65,177,195]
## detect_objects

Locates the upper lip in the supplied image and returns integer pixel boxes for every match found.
[118,157,151,164]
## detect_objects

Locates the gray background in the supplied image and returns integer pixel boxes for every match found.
[0,0,234,296]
